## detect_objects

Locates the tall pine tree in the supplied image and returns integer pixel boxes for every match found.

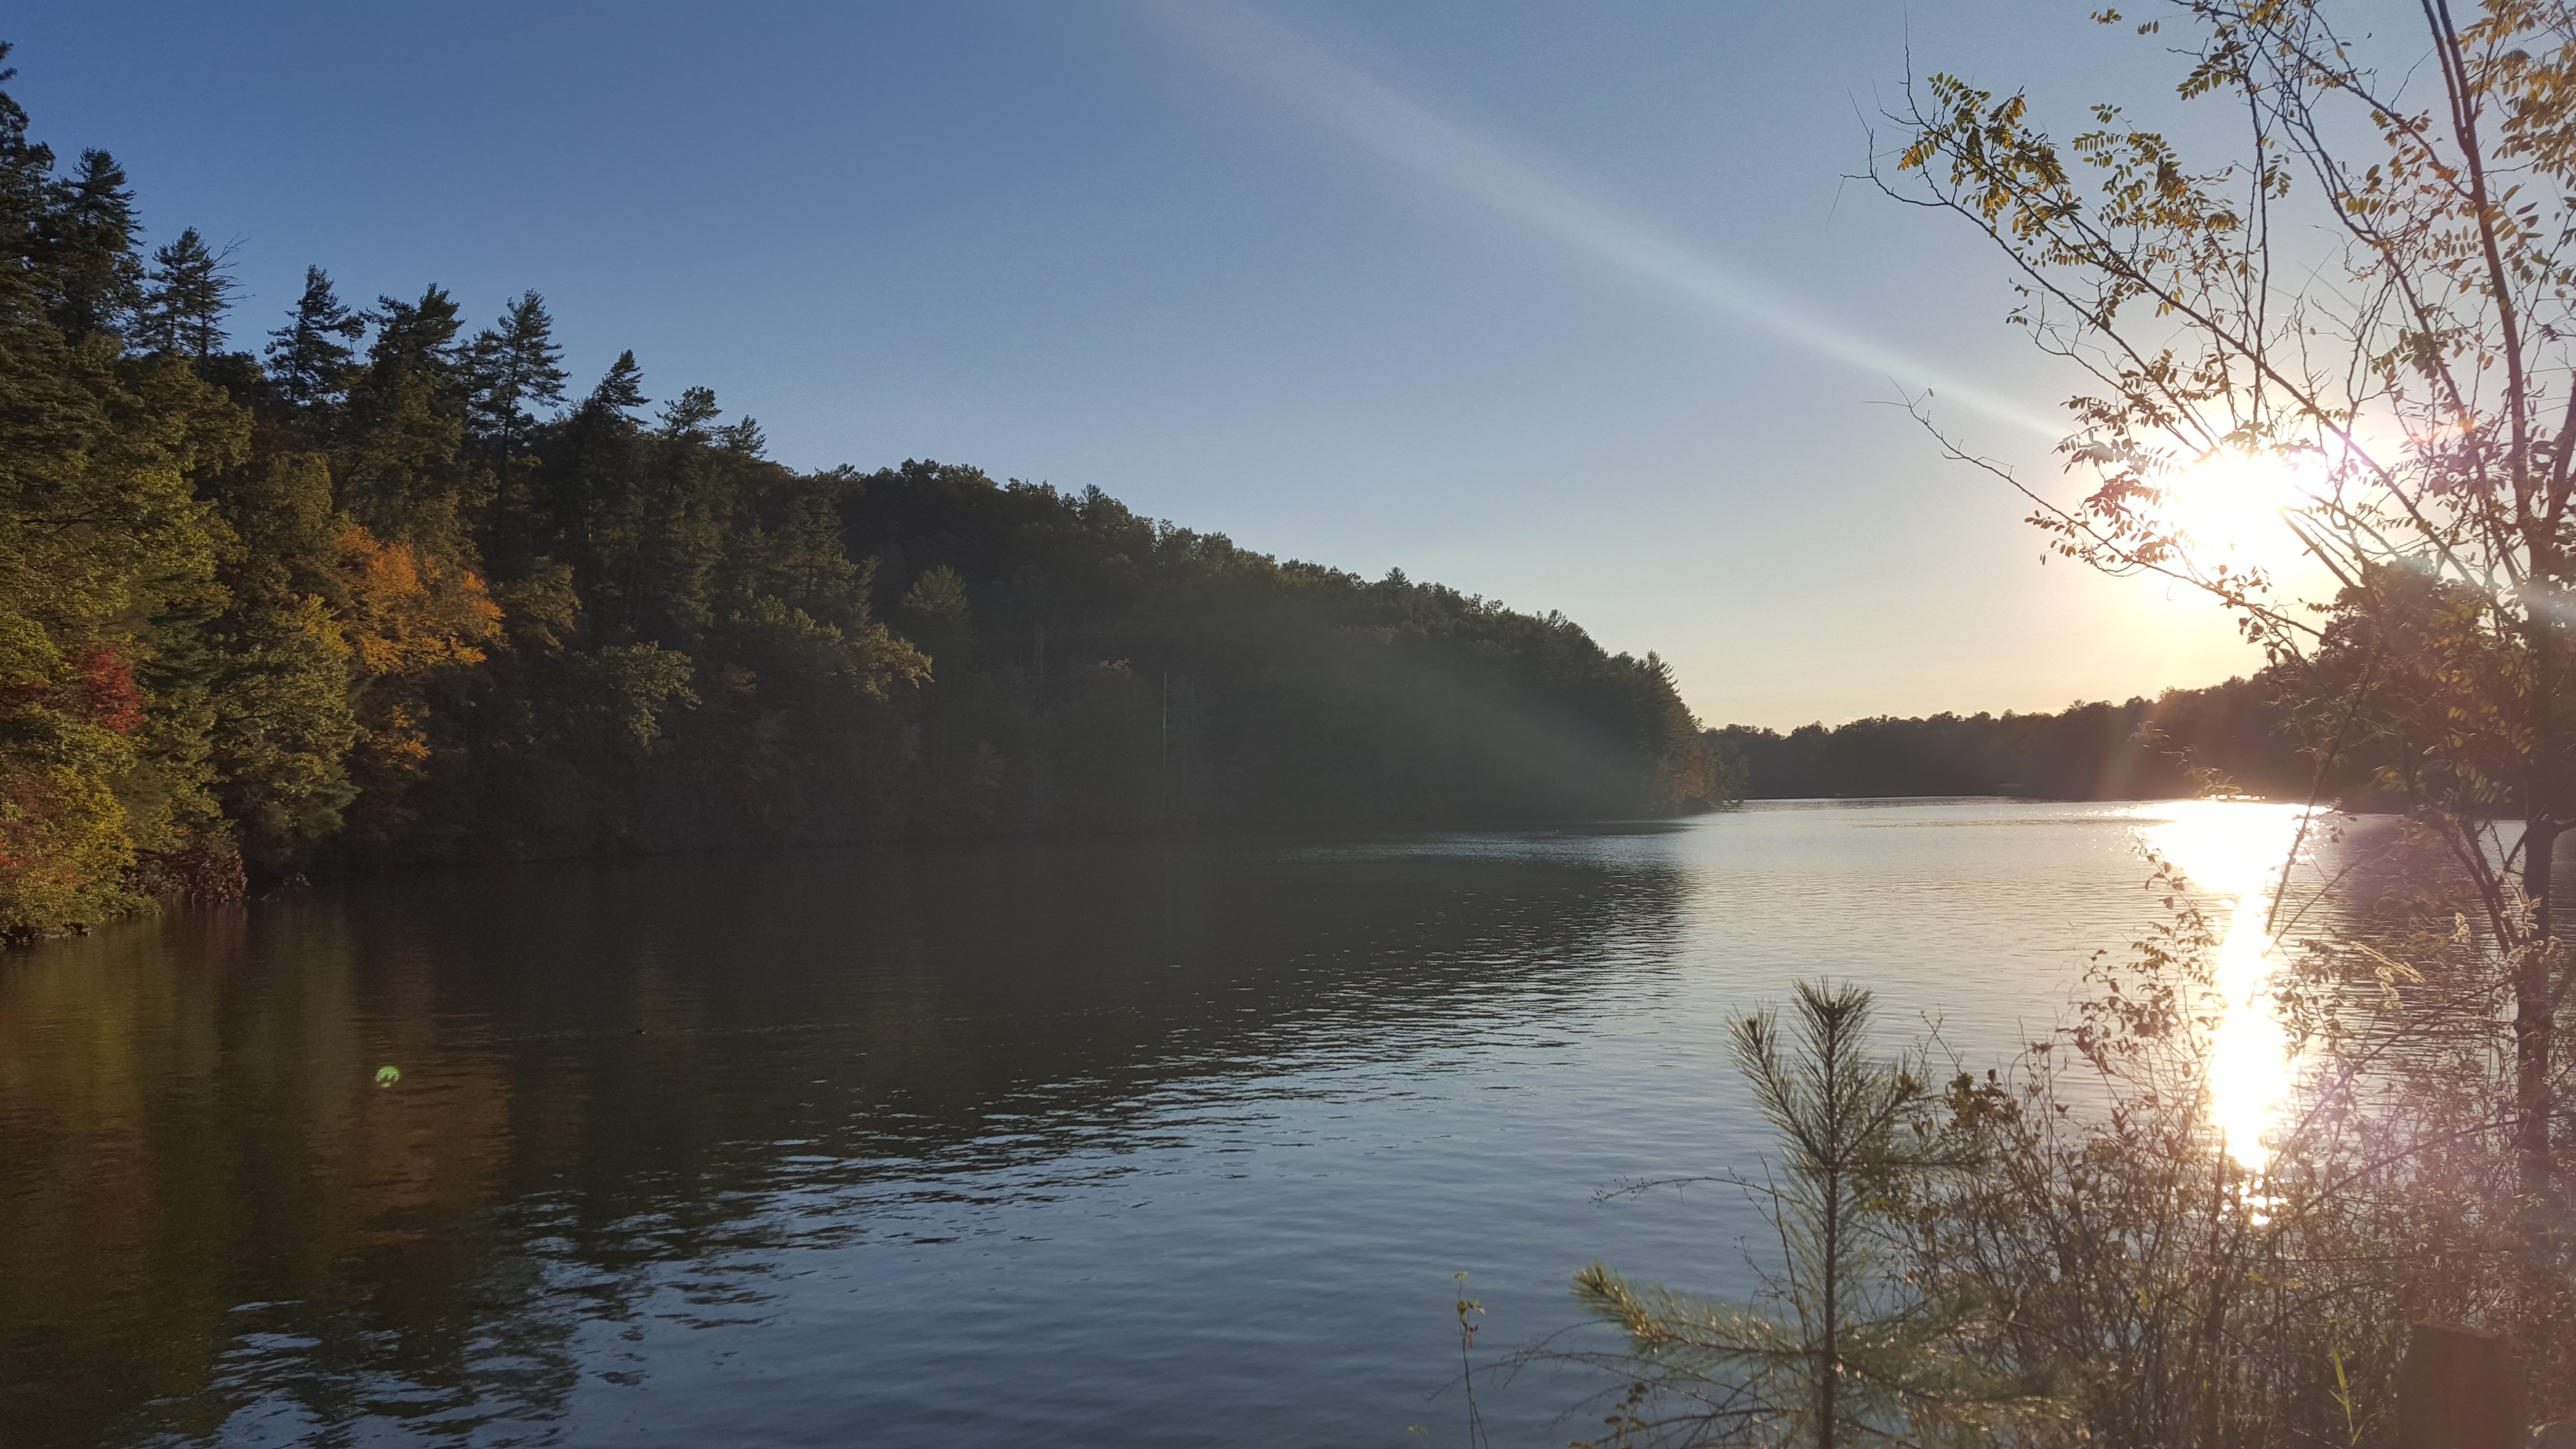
[341,285,478,556]
[588,349,645,414]
[136,227,235,360]
[37,148,141,342]
[0,45,54,291]
[265,266,364,409]
[464,290,567,454]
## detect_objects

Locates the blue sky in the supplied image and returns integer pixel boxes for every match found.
[9,2,2274,727]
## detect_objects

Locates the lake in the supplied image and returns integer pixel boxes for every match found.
[0,799,2345,1446]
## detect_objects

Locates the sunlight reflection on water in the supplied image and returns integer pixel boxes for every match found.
[2136,800,2315,1176]
[4,802,2400,1447]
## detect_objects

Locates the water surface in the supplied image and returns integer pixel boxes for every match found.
[0,800,2334,1446]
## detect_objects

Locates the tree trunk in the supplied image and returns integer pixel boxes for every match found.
[1819,1159,1838,1449]
[2518,820,2557,1211]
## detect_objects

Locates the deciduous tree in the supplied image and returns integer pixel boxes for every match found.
[1882,0,2576,1237]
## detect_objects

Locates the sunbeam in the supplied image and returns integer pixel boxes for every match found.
[1146,0,2062,440]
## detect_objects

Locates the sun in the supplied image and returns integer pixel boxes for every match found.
[2152,448,2319,572]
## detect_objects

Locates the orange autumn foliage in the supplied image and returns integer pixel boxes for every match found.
[333,526,501,681]
[330,527,503,805]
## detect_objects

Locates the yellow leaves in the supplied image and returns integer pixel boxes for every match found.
[321,528,504,805]
[0,761,140,940]
[1903,75,2088,235]
[2346,939,2426,1013]
[332,526,502,681]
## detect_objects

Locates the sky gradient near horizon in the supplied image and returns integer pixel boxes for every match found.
[8,2,2286,729]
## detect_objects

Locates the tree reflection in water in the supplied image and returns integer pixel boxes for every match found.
[0,831,1692,1446]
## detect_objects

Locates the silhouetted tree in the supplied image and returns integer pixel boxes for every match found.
[135,226,234,360]
[266,266,366,410]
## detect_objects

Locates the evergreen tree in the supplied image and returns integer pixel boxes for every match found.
[365,285,463,375]
[595,381,730,641]
[37,148,142,341]
[0,45,54,285]
[342,285,477,557]
[588,349,645,415]
[520,351,645,606]
[657,385,719,441]
[0,42,1723,933]
[464,290,566,453]
[136,226,235,360]
[0,61,246,932]
[1574,983,2066,1449]
[200,451,360,868]
[265,266,364,409]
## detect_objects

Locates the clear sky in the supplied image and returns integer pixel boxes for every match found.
[6,1,2277,729]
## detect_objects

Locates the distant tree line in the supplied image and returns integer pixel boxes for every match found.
[1711,675,2324,801]
[0,52,1719,939]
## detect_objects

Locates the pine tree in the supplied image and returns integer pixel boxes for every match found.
[588,349,646,415]
[38,148,142,341]
[136,227,236,360]
[1573,982,2067,1449]
[657,385,719,441]
[341,285,477,556]
[520,350,643,599]
[0,45,55,288]
[365,285,463,376]
[265,266,364,408]
[464,290,566,453]
[0,61,246,934]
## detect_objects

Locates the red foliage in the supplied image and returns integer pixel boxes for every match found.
[64,645,145,735]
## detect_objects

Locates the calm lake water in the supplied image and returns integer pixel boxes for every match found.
[0,799,2351,1447]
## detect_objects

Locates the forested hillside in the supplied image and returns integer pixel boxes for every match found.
[0,54,1718,939]
[1714,676,2318,801]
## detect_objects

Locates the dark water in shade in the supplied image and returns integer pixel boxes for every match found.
[0,800,2330,1447]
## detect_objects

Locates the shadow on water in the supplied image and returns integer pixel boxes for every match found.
[0,828,1695,1447]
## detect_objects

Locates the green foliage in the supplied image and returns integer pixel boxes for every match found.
[341,285,481,560]
[1575,983,2067,1449]
[0,49,248,934]
[0,53,1720,935]
[135,225,235,361]
[264,266,362,413]
[901,564,971,632]
[582,643,699,753]
[464,291,565,453]
[39,148,143,343]
[843,465,1721,831]
[203,592,358,865]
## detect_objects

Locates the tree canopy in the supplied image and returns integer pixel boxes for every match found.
[1715,675,2316,802]
[0,49,1720,939]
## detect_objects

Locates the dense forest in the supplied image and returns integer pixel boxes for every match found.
[1713,675,2319,801]
[0,53,1719,940]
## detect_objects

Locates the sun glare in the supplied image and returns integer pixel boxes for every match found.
[2138,801,2312,1182]
[2154,450,2318,571]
